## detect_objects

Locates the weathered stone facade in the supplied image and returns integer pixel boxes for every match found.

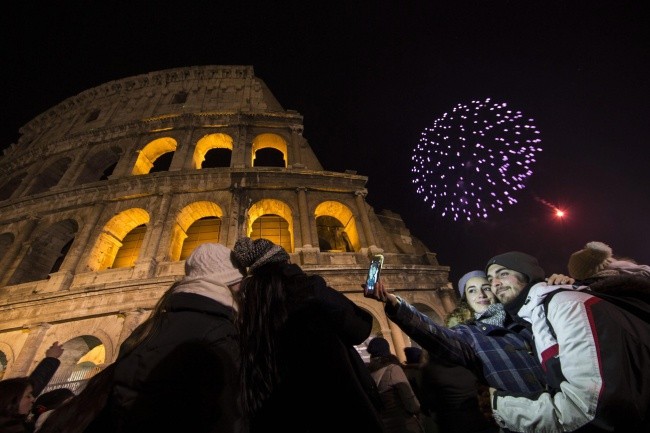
[0,65,453,389]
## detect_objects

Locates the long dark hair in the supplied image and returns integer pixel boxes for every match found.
[235,262,291,415]
[0,376,33,419]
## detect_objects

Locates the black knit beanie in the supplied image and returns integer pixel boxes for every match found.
[485,251,545,284]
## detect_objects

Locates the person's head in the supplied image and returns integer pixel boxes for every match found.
[184,242,245,291]
[567,241,650,281]
[232,237,290,274]
[0,377,34,417]
[404,347,423,365]
[485,252,545,305]
[366,337,391,358]
[458,270,496,314]
[31,387,75,421]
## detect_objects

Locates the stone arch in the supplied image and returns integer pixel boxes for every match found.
[132,137,177,175]
[314,201,361,252]
[25,157,73,196]
[75,146,123,185]
[169,201,224,261]
[193,133,234,169]
[44,335,107,393]
[8,219,79,285]
[0,172,27,201]
[412,302,444,326]
[247,198,294,253]
[86,208,150,271]
[251,133,287,167]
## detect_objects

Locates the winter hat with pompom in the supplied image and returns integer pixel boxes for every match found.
[567,241,614,280]
[568,241,650,280]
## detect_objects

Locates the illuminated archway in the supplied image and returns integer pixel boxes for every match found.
[193,133,234,169]
[86,208,150,271]
[169,201,224,261]
[251,133,287,167]
[314,201,360,251]
[247,199,294,252]
[132,137,178,175]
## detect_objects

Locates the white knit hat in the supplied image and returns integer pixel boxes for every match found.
[184,243,245,286]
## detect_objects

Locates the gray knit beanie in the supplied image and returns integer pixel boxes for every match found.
[232,237,290,272]
[458,270,487,299]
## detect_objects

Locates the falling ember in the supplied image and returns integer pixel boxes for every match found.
[411,98,542,221]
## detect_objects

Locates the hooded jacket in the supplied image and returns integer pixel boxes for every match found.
[491,276,650,432]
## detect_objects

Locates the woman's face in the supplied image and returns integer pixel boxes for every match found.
[18,384,35,415]
[464,276,496,314]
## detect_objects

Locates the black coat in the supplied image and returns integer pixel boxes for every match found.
[105,292,245,433]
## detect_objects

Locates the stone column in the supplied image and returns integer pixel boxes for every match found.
[0,217,41,287]
[169,128,195,171]
[134,193,173,278]
[296,187,312,247]
[8,324,50,378]
[354,189,377,248]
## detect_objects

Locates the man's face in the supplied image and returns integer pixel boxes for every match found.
[487,264,527,305]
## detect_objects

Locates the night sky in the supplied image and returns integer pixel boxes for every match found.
[3,1,649,286]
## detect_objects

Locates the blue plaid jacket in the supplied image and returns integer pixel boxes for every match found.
[386,298,546,394]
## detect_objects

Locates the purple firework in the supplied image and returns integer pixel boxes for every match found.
[411,98,542,221]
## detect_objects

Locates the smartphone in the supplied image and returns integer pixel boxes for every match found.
[365,254,384,296]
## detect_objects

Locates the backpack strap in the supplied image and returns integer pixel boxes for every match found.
[542,288,568,339]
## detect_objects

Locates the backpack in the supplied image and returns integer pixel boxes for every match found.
[542,276,650,337]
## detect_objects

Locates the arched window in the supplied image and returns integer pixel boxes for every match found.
[111,224,147,268]
[314,201,360,252]
[25,157,72,196]
[180,217,221,260]
[86,208,150,271]
[247,199,294,253]
[169,201,224,261]
[193,133,234,169]
[75,147,122,185]
[251,133,287,168]
[132,138,177,175]
[7,219,78,285]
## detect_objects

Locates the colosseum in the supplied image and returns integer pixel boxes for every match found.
[0,65,454,391]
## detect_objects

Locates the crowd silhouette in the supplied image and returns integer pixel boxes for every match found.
[1,239,648,433]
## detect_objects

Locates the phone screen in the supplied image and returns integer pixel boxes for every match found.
[365,255,384,296]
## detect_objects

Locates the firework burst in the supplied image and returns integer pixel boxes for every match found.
[411,98,542,221]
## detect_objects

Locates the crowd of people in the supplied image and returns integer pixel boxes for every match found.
[0,238,648,433]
